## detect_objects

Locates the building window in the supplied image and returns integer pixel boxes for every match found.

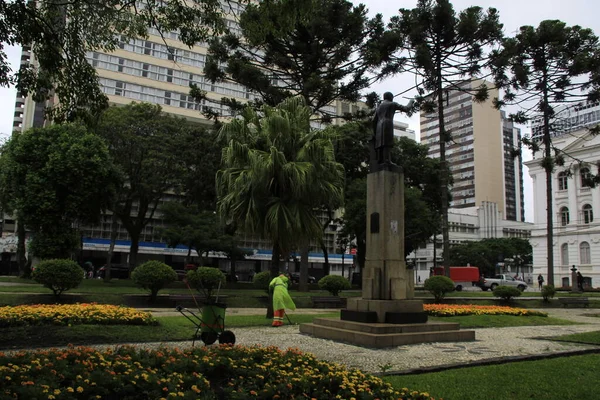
[581,168,592,187]
[580,242,591,264]
[583,204,593,224]
[560,207,570,226]
[558,171,568,190]
[561,243,569,266]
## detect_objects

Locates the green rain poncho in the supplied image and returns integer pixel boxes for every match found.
[269,275,296,311]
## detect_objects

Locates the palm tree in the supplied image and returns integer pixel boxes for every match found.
[217,97,345,287]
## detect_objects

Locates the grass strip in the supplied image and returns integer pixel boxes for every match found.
[383,354,600,400]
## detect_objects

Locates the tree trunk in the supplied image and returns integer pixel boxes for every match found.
[320,239,330,276]
[299,246,310,292]
[104,210,119,282]
[543,104,554,286]
[16,218,28,278]
[437,83,450,278]
[230,254,237,283]
[128,231,140,275]
[341,252,345,279]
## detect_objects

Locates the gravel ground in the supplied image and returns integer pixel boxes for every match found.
[5,307,600,374]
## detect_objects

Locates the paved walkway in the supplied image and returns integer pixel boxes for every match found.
[105,306,600,374]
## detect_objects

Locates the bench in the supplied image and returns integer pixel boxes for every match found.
[311,296,347,309]
[558,297,589,308]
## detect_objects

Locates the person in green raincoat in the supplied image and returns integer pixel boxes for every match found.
[269,273,296,327]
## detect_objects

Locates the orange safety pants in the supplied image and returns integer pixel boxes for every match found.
[272,309,285,327]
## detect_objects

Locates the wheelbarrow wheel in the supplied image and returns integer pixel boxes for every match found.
[200,331,218,345]
[219,330,236,345]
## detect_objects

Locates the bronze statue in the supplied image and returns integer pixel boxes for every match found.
[372,92,415,166]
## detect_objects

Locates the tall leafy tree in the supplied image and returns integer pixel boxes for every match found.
[0,0,226,122]
[490,20,600,286]
[0,123,115,265]
[217,97,344,297]
[197,0,402,120]
[390,0,504,277]
[94,103,190,272]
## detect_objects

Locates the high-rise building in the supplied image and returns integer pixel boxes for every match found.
[531,102,600,141]
[4,0,359,278]
[419,79,525,221]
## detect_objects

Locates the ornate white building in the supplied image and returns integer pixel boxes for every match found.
[525,127,600,287]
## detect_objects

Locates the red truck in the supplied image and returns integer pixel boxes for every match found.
[433,266,480,291]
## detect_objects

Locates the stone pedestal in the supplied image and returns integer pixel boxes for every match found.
[300,166,475,347]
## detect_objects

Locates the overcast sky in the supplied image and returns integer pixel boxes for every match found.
[1,0,599,222]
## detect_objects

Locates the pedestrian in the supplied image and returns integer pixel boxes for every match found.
[577,271,584,291]
[537,274,544,290]
[269,273,296,327]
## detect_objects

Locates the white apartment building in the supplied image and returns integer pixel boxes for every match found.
[407,201,532,284]
[525,126,600,288]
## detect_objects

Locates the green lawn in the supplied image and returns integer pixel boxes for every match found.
[429,314,576,328]
[551,330,600,345]
[0,312,340,350]
[384,354,600,400]
[0,311,577,350]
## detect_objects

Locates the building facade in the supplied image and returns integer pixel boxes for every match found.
[406,202,532,284]
[525,127,600,288]
[420,80,525,221]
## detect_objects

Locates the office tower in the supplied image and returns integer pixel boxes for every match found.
[419,79,525,221]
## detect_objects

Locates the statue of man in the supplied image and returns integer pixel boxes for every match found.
[372,92,415,165]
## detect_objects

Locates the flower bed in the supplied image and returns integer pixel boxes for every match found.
[0,345,435,400]
[0,304,157,327]
[424,304,547,317]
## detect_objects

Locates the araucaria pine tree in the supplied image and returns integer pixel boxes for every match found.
[491,20,600,286]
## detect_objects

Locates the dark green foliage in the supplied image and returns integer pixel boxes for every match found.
[201,0,402,120]
[0,123,115,260]
[490,20,600,286]
[541,285,557,302]
[252,271,272,293]
[131,260,177,302]
[187,267,226,302]
[0,0,225,122]
[390,0,503,277]
[448,238,532,277]
[32,259,84,298]
[493,285,521,301]
[318,275,351,296]
[217,97,344,279]
[93,103,194,270]
[424,276,455,303]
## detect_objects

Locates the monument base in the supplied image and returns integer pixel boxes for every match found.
[299,298,475,348]
[344,298,426,324]
[300,318,475,348]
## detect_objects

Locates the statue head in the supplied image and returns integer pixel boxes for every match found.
[383,92,394,101]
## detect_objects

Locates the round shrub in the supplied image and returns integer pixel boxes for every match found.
[493,285,522,301]
[541,284,556,302]
[131,260,177,302]
[423,275,455,303]
[187,267,226,302]
[32,259,84,298]
[318,275,351,296]
[252,271,272,293]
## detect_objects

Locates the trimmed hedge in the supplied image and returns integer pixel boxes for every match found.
[32,259,84,298]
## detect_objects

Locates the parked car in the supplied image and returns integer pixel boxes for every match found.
[480,274,529,291]
[290,272,316,284]
[97,264,130,279]
[174,269,187,281]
